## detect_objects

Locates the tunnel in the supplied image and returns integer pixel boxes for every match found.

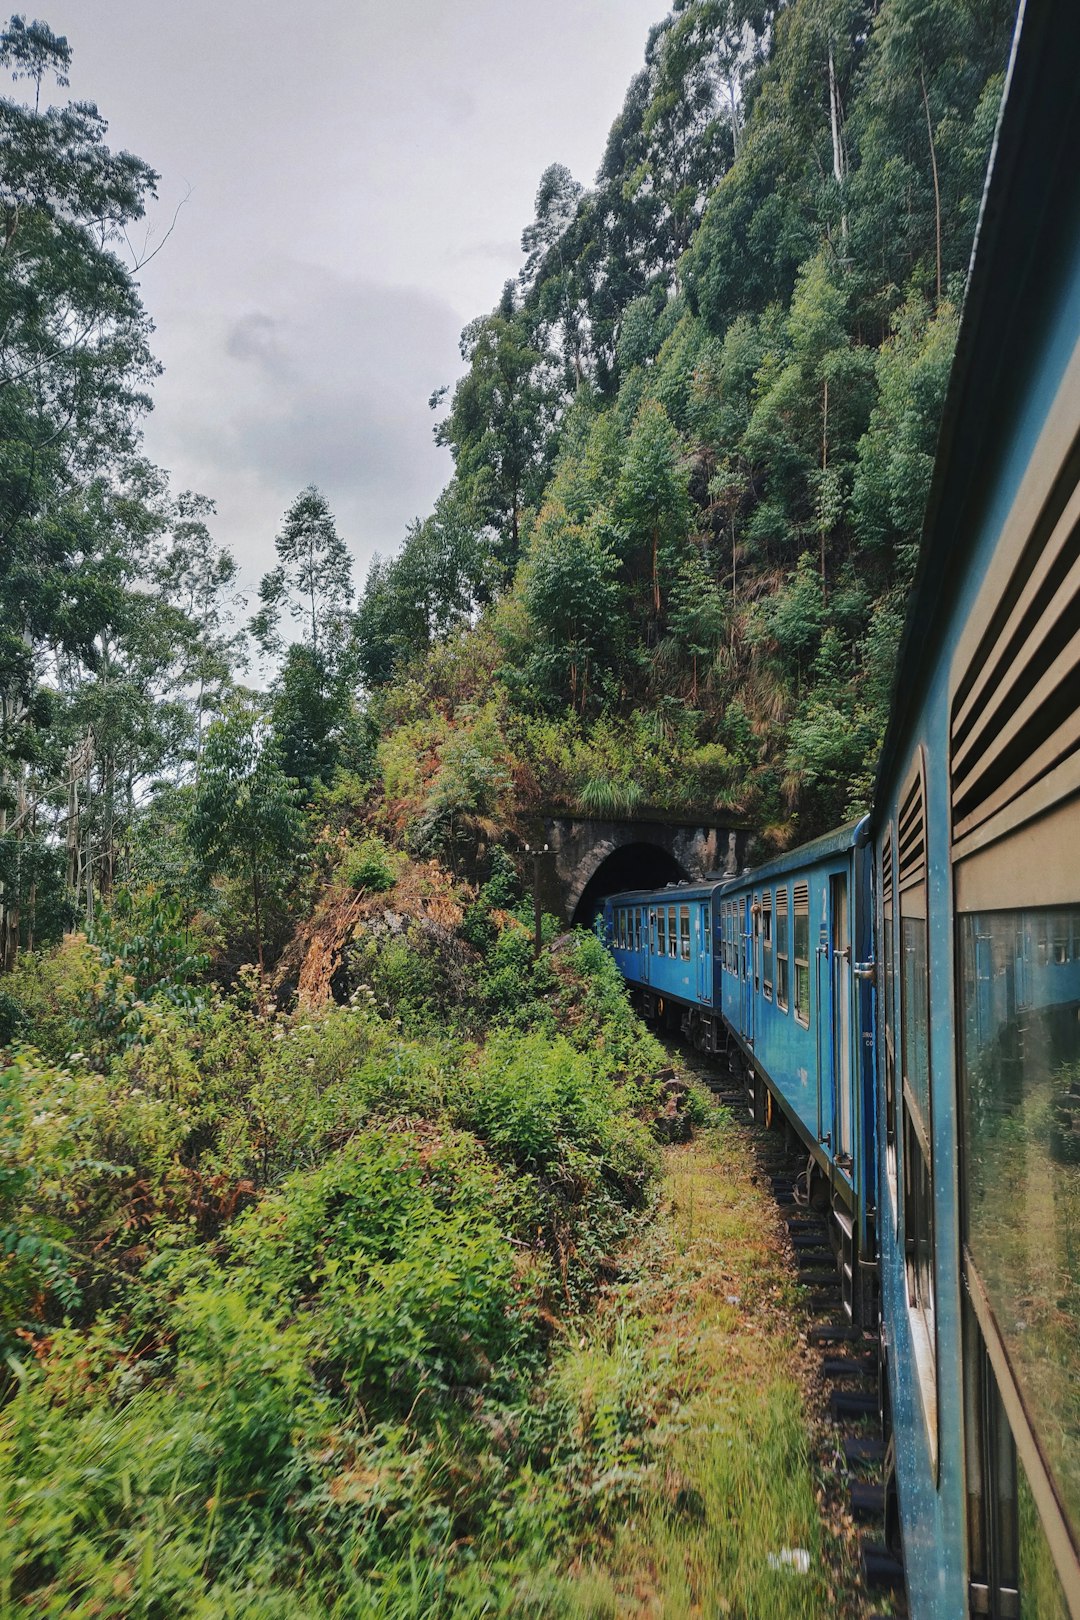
[570,841,689,931]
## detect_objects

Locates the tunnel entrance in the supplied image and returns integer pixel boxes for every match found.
[570,842,689,931]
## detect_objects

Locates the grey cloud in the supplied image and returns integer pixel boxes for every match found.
[145,262,461,584]
[225,312,291,376]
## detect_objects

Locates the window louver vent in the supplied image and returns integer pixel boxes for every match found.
[898,775,926,891]
[882,832,894,907]
[793,881,809,908]
[951,446,1080,842]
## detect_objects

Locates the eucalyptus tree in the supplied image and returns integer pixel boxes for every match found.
[188,699,301,973]
[0,15,162,963]
[251,486,353,664]
[433,286,560,573]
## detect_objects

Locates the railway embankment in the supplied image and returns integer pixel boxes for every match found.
[552,1112,881,1618]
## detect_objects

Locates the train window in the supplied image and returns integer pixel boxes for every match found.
[794,883,810,1025]
[701,904,710,957]
[679,906,691,961]
[649,907,657,953]
[668,905,678,957]
[634,908,642,951]
[657,907,666,956]
[753,894,761,991]
[898,763,936,1428]
[963,1298,1073,1620]
[959,901,1080,1565]
[776,887,789,1011]
[881,826,898,1213]
[762,891,773,1000]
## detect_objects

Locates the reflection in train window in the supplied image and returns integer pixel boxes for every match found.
[794,883,810,1025]
[776,887,789,1011]
[762,891,773,1000]
[960,905,1080,1557]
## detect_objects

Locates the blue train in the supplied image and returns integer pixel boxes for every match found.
[604,4,1080,1615]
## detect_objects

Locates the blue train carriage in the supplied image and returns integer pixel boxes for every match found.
[716,820,877,1321]
[870,1,1080,1612]
[602,881,725,1053]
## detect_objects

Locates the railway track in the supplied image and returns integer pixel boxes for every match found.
[678,1040,908,1617]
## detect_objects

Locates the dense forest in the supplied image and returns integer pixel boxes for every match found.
[0,0,1014,1613]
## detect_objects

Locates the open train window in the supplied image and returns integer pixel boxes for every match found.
[898,755,936,1456]
[776,886,789,1011]
[668,904,678,958]
[679,905,691,961]
[762,891,773,1000]
[753,894,761,991]
[794,883,810,1026]
[958,901,1080,1601]
[657,907,666,956]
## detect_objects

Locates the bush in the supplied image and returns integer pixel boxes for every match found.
[340,834,399,893]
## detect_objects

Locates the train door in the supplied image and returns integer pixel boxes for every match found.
[696,901,711,1002]
[816,880,833,1148]
[741,896,753,1043]
[831,871,853,1165]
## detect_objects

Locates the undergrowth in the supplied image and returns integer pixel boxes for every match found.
[0,898,678,1616]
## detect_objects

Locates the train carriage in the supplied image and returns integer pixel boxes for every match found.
[869,1,1080,1610]
[717,823,877,1317]
[601,2,1080,1613]
[605,880,725,1054]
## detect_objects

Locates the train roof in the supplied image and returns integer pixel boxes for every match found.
[716,817,869,890]
[604,877,727,906]
[873,0,1080,808]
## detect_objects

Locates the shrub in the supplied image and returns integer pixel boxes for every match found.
[340,834,398,894]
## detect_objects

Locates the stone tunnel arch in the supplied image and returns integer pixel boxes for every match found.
[569,841,689,930]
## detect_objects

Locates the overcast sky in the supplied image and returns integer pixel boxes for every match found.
[54,0,667,600]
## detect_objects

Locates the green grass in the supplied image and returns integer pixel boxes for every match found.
[546,1118,871,1618]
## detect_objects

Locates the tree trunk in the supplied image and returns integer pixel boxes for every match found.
[730,512,737,655]
[84,750,94,927]
[828,41,848,245]
[727,76,742,159]
[919,64,943,303]
[820,378,830,606]
[652,524,661,615]
[252,855,264,975]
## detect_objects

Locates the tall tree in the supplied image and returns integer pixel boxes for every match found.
[251,486,353,662]
[188,699,301,973]
[0,15,161,964]
[433,287,559,572]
